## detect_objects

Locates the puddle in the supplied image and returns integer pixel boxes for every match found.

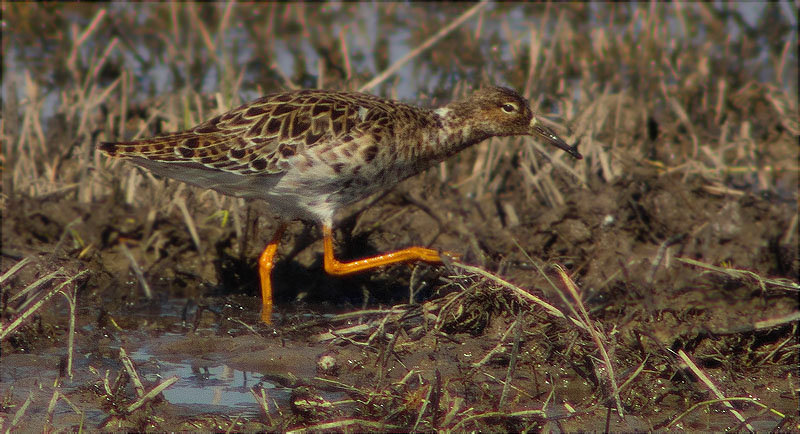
[0,321,293,423]
[117,329,292,417]
[130,346,282,417]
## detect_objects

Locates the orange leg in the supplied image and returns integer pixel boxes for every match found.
[258,223,287,323]
[322,225,443,275]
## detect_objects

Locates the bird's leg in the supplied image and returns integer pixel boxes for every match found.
[259,222,288,323]
[322,225,444,275]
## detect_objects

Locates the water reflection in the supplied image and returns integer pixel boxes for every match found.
[130,345,289,417]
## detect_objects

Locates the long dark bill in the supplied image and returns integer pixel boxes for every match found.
[532,123,583,160]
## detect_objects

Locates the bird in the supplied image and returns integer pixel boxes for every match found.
[98,86,582,323]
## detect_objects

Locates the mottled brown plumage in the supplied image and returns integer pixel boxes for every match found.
[99,86,581,322]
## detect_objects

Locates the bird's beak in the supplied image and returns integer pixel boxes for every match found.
[531,118,582,159]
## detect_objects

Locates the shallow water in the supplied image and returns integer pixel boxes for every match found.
[130,337,287,417]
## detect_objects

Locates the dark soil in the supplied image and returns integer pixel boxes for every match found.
[2,162,797,432]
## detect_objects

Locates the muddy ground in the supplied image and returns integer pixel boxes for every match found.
[2,161,798,432]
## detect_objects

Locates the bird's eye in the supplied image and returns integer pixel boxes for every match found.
[501,103,516,113]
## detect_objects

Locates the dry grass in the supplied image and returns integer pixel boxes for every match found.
[2,3,798,432]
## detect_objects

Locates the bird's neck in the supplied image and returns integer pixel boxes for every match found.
[387,105,491,181]
[430,106,491,161]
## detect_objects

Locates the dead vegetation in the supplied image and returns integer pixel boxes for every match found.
[2,3,798,432]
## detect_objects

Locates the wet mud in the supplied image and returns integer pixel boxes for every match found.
[2,164,797,432]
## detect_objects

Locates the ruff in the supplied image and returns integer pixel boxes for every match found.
[100,86,582,322]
